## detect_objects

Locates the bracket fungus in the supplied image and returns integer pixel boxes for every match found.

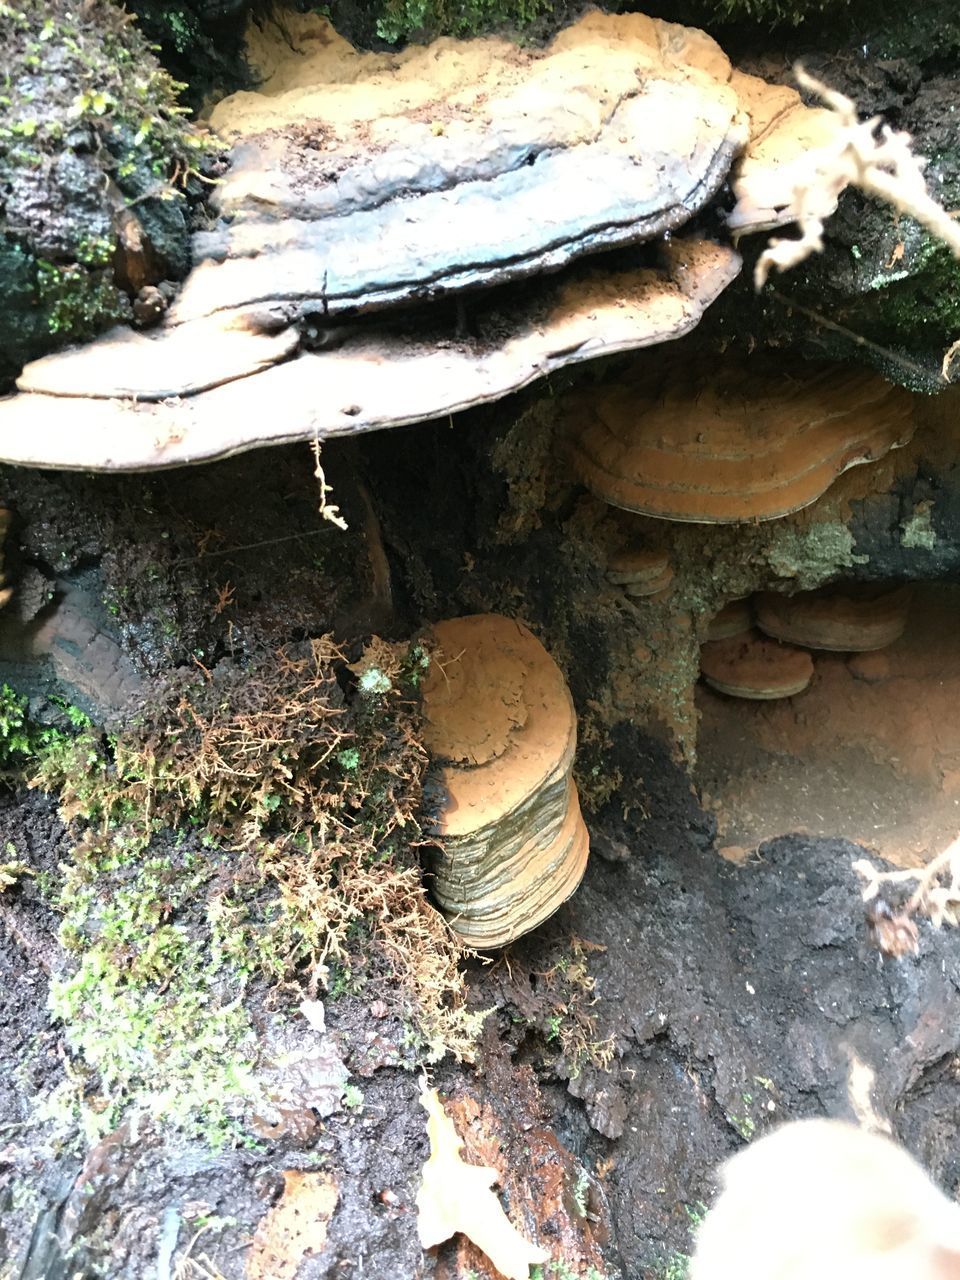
[0,12,847,472]
[567,362,915,524]
[755,584,913,652]
[420,614,588,950]
[706,598,754,642]
[606,547,673,599]
[700,632,814,700]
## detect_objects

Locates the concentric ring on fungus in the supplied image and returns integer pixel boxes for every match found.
[606,546,673,598]
[755,584,913,652]
[567,363,915,523]
[421,614,588,949]
[700,632,814,700]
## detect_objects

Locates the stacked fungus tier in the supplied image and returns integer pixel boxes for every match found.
[421,614,589,950]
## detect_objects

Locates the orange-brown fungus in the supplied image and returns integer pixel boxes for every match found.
[606,547,673,597]
[707,598,754,641]
[700,631,814,700]
[421,614,588,949]
[567,362,914,523]
[755,584,913,652]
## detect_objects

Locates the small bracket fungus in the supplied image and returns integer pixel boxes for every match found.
[699,632,814,700]
[567,362,915,524]
[706,598,754,642]
[606,547,673,599]
[420,614,588,950]
[754,584,913,652]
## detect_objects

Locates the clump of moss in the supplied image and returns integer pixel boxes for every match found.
[49,834,259,1145]
[33,636,477,1143]
[0,684,88,772]
[0,0,210,377]
[372,0,559,43]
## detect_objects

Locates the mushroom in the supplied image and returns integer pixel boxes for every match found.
[606,547,673,598]
[420,614,588,949]
[727,70,848,236]
[699,632,814,700]
[754,584,912,652]
[179,10,748,327]
[0,239,740,472]
[706,598,753,641]
[567,361,914,523]
[0,11,842,473]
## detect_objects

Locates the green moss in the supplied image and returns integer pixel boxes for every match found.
[33,638,477,1143]
[0,0,206,374]
[49,839,259,1147]
[35,258,130,339]
[0,684,87,771]
[374,0,557,43]
[866,239,960,360]
[0,1,204,196]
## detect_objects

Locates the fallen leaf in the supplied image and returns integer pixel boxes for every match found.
[246,1170,338,1280]
[416,1085,548,1280]
[299,998,326,1032]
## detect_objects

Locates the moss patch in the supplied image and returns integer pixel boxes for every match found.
[29,636,478,1144]
[0,0,209,378]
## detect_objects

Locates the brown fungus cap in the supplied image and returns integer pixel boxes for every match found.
[700,632,814,700]
[568,360,914,524]
[607,546,673,596]
[0,9,842,474]
[706,598,754,642]
[755,584,913,653]
[421,614,588,950]
[0,239,739,472]
[727,70,846,236]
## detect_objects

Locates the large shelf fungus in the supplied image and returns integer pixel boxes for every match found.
[420,614,588,950]
[567,362,915,524]
[0,10,848,472]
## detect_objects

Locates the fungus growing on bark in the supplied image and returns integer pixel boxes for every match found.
[16,316,300,402]
[567,362,914,523]
[606,547,673,598]
[0,239,739,471]
[0,11,847,471]
[755,584,912,652]
[420,614,588,950]
[700,632,814,700]
[706,598,753,641]
[727,70,846,239]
